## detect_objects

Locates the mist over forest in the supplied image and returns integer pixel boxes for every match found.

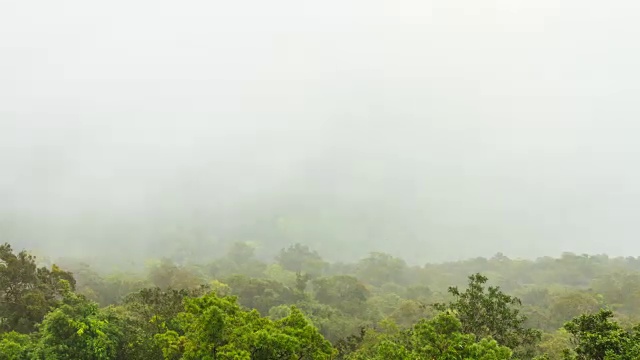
[5,2,640,360]
[2,0,640,266]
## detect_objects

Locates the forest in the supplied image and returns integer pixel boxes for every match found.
[2,241,640,359]
[3,0,640,359]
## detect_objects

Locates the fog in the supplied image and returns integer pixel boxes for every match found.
[1,0,640,264]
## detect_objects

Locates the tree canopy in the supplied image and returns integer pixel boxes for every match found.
[1,242,640,360]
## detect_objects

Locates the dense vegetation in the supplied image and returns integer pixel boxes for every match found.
[3,241,640,359]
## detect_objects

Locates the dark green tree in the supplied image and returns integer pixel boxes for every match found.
[433,273,541,357]
[0,243,76,333]
[561,309,640,360]
[101,286,210,359]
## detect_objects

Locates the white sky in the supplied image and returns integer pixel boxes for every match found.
[1,0,640,262]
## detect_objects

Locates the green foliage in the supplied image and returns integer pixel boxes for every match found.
[561,309,640,360]
[0,331,33,360]
[122,287,208,331]
[387,299,433,329]
[313,275,369,316]
[590,273,640,313]
[155,292,335,359]
[147,258,204,290]
[291,300,368,343]
[535,330,572,360]
[335,326,367,359]
[276,243,327,277]
[226,275,298,314]
[347,312,512,360]
[55,260,151,306]
[34,288,121,360]
[8,241,640,360]
[356,252,407,287]
[0,243,76,333]
[548,291,603,330]
[103,287,209,359]
[208,242,266,278]
[433,273,541,357]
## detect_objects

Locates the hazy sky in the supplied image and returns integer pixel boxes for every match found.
[1,0,640,263]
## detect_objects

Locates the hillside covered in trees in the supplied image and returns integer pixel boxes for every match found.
[3,241,640,359]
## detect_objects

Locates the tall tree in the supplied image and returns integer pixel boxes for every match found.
[433,273,541,357]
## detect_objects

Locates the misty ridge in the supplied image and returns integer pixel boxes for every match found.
[2,0,640,268]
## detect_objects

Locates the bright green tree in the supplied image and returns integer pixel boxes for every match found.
[347,312,512,360]
[0,331,33,360]
[155,292,335,360]
[34,282,121,360]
